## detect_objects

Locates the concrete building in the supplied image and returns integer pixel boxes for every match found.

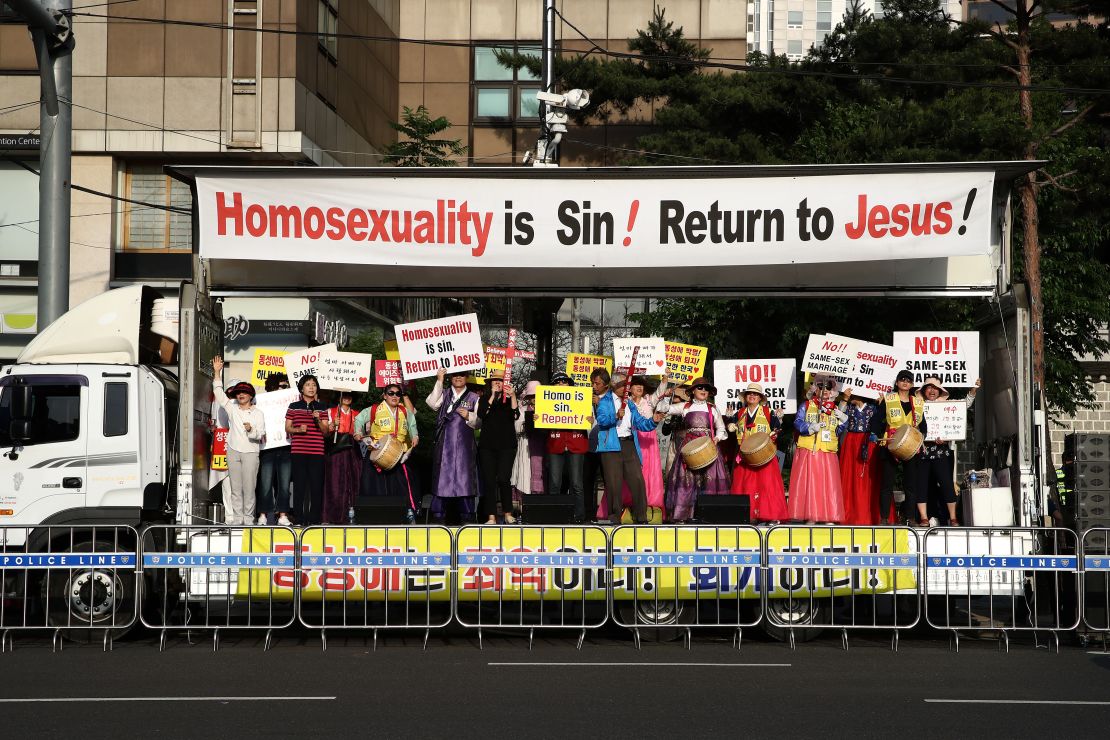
[0,0,746,365]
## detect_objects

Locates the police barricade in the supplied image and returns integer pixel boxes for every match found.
[139,525,297,651]
[0,525,139,652]
[609,525,764,650]
[1080,527,1110,640]
[453,525,609,648]
[763,525,921,651]
[922,527,1079,652]
[295,525,453,650]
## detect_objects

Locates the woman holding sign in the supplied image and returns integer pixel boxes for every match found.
[788,379,847,524]
[322,391,362,524]
[914,377,961,526]
[426,368,481,523]
[730,383,788,523]
[477,371,520,525]
[664,377,730,522]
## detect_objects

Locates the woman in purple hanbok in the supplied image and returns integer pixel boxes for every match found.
[425,367,480,522]
[663,377,731,522]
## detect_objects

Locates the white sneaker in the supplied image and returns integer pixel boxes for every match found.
[257,513,268,526]
[277,514,291,526]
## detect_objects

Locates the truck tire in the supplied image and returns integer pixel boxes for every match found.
[616,599,691,642]
[762,598,825,643]
[40,540,138,642]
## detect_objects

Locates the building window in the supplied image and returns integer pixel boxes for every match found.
[788,10,803,26]
[787,39,804,56]
[318,0,338,63]
[120,164,192,252]
[473,43,541,122]
[817,0,833,31]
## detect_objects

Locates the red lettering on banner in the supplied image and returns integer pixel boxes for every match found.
[844,195,954,240]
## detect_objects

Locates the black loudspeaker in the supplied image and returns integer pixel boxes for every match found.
[523,494,576,524]
[1065,433,1110,463]
[353,495,409,524]
[696,494,750,524]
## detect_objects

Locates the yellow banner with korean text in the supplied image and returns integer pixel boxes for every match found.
[566,353,611,386]
[664,341,708,385]
[251,348,287,388]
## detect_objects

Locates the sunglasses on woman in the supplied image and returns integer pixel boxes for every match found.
[384,390,401,397]
[693,385,711,391]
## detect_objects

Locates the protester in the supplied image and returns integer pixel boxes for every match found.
[212,356,265,526]
[512,380,545,506]
[257,373,292,525]
[322,390,361,524]
[869,369,927,525]
[285,374,328,525]
[599,374,670,521]
[543,372,591,520]
[663,376,730,522]
[426,367,480,523]
[477,370,520,524]
[355,382,419,521]
[730,383,788,523]
[914,377,960,526]
[788,378,847,524]
[837,392,881,525]
[592,369,664,525]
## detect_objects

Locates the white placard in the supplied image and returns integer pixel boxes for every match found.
[255,388,301,451]
[197,171,995,267]
[613,337,666,375]
[801,334,857,377]
[395,313,484,380]
[893,331,980,388]
[281,343,337,385]
[317,350,373,392]
[827,334,911,400]
[924,399,967,441]
[714,358,797,414]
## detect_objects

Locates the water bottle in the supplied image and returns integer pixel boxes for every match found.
[969,471,978,487]
[347,505,355,524]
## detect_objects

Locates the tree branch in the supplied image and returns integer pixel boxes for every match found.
[1048,103,1095,138]
[1035,169,1078,193]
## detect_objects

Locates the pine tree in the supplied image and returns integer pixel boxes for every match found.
[386,105,467,167]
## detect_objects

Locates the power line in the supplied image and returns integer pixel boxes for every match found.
[66,9,1110,96]
[561,137,740,165]
[2,155,190,213]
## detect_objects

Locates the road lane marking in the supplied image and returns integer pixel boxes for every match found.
[0,696,336,703]
[925,699,1110,706]
[489,662,791,667]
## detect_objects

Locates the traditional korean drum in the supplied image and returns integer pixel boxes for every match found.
[739,432,776,467]
[369,435,405,470]
[888,425,924,461]
[681,436,718,471]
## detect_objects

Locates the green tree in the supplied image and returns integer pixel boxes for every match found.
[386,105,467,167]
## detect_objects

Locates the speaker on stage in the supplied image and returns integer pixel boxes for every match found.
[696,494,750,524]
[522,494,577,524]
[353,495,409,524]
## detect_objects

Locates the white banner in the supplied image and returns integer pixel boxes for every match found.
[317,350,373,392]
[714,358,797,414]
[925,399,967,441]
[827,334,911,400]
[892,331,980,388]
[613,337,666,375]
[395,313,484,380]
[195,171,995,268]
[282,343,337,385]
[255,388,300,451]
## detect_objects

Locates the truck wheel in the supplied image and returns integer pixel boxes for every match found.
[40,540,137,642]
[762,598,825,643]
[617,599,690,642]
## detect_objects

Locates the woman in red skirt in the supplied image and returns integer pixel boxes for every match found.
[730,383,788,523]
[837,392,880,525]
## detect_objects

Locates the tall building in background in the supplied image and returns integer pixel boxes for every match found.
[746,0,964,59]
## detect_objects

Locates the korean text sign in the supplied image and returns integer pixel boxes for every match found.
[566,353,611,386]
[665,341,708,384]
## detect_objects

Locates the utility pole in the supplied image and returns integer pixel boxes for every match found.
[4,0,74,327]
[534,0,557,165]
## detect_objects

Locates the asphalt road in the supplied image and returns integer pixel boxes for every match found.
[1,627,1108,739]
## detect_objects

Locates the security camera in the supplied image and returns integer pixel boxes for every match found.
[535,88,591,111]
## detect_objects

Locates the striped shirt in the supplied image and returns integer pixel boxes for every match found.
[286,400,327,455]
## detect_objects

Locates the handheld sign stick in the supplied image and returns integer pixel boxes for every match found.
[624,346,640,400]
[503,327,518,401]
